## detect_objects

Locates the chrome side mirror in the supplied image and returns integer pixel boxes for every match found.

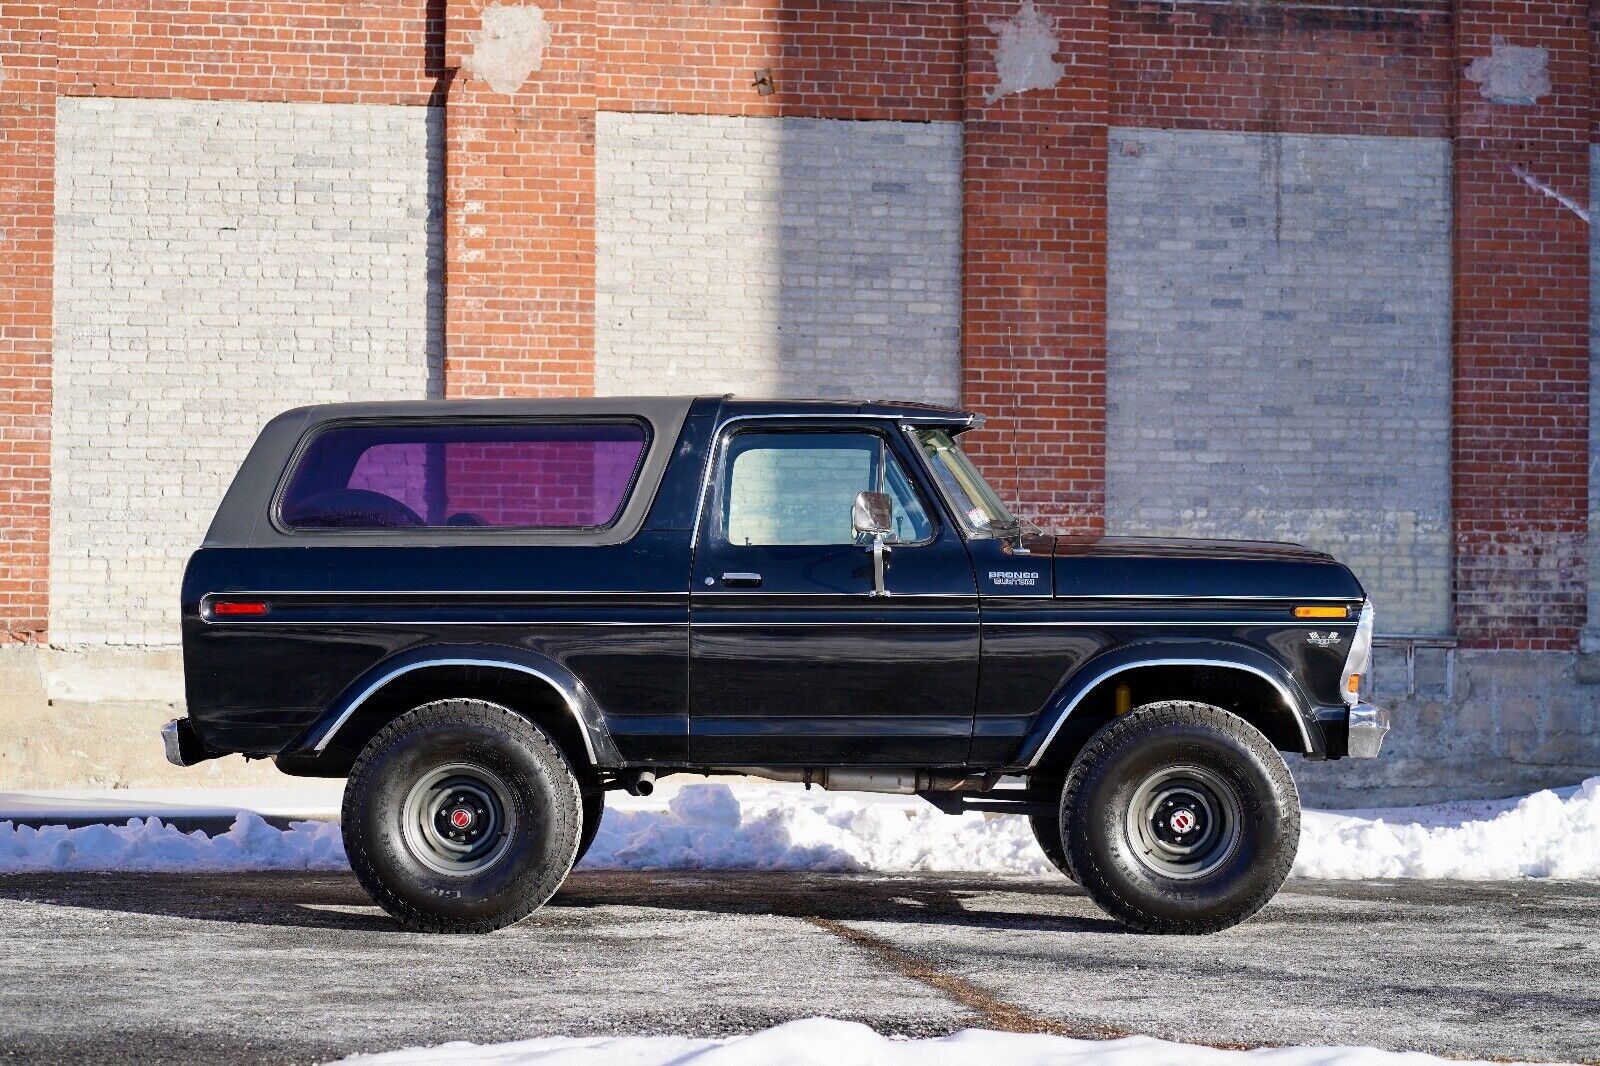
[852,491,893,597]
[851,491,893,537]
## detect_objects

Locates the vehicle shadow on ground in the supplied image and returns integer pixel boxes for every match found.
[0,869,1122,936]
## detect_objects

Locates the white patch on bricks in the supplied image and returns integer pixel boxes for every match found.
[463,3,552,96]
[1510,164,1591,225]
[985,0,1064,104]
[1465,36,1551,106]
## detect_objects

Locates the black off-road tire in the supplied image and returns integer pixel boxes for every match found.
[574,787,605,866]
[341,699,583,933]
[1062,701,1299,934]
[1028,813,1076,881]
[1025,777,1075,881]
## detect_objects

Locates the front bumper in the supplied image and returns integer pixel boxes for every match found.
[1345,702,1390,759]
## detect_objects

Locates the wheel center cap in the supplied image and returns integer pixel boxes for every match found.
[449,807,474,830]
[1169,808,1197,835]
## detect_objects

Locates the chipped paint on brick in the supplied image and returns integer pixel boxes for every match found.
[463,4,552,97]
[984,0,1064,105]
[1465,36,1550,106]
[1511,164,1590,225]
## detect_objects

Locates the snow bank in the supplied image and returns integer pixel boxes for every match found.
[0,814,346,874]
[1297,777,1600,879]
[333,1017,1565,1066]
[2,778,1598,880]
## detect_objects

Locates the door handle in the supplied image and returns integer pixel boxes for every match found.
[720,572,763,588]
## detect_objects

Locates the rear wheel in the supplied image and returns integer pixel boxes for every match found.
[1062,701,1299,934]
[342,698,582,933]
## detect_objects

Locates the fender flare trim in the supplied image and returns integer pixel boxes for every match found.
[1023,656,1313,769]
[296,649,615,765]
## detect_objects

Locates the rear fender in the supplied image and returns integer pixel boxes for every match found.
[283,643,621,766]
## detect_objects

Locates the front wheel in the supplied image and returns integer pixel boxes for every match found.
[1062,701,1299,934]
[342,699,583,933]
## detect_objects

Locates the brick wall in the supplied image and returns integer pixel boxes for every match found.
[1452,1,1592,650]
[594,112,963,403]
[50,97,440,645]
[961,0,1108,531]
[1110,0,1454,137]
[0,2,55,643]
[1590,144,1599,651]
[55,1,439,105]
[595,0,964,121]
[441,0,595,398]
[1106,127,1454,635]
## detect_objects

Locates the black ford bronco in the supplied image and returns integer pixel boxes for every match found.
[168,396,1388,934]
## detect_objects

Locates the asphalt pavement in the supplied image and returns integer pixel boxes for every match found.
[0,871,1595,1064]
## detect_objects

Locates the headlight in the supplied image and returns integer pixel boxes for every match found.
[1341,602,1373,706]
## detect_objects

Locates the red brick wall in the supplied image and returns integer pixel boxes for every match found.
[960,0,1108,532]
[0,2,55,643]
[55,1,438,105]
[442,0,595,397]
[1110,0,1454,137]
[4,1,1599,649]
[1452,0,1592,650]
[595,1,964,121]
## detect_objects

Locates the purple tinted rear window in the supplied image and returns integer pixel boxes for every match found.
[279,421,649,530]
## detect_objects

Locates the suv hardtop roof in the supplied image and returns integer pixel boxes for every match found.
[268,395,973,426]
[203,396,974,549]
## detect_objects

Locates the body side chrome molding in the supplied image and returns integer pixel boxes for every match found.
[312,657,599,762]
[1024,657,1311,768]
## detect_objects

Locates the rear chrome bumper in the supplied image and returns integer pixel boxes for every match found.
[1346,702,1391,759]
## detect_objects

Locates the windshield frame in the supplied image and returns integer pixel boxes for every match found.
[905,426,1019,538]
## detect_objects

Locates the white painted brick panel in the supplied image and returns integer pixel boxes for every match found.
[1107,128,1453,635]
[51,97,441,646]
[594,112,962,404]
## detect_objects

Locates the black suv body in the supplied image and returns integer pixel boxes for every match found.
[169,396,1388,933]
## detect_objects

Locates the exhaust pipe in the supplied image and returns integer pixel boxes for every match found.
[626,770,656,797]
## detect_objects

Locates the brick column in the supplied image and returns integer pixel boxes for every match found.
[443,0,595,397]
[0,2,54,642]
[1453,2,1591,649]
[960,0,1108,531]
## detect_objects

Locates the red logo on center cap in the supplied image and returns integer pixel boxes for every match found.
[450,809,472,829]
[1170,810,1195,834]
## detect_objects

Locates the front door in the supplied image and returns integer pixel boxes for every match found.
[688,423,979,764]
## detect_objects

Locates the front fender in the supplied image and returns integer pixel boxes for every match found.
[1013,638,1318,769]
[283,642,622,766]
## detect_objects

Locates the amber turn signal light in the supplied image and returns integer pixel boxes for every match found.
[1346,673,1362,695]
[1293,605,1349,619]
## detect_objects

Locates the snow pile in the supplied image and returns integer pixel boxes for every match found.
[583,783,1050,874]
[333,1016,1565,1066]
[0,814,346,874]
[2,778,1598,880]
[1297,777,1600,879]
[584,779,1600,881]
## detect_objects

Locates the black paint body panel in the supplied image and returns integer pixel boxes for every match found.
[180,396,1368,775]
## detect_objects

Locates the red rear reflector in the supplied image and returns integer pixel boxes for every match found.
[212,601,268,617]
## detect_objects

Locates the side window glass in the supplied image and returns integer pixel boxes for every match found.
[721,431,932,546]
[279,421,648,531]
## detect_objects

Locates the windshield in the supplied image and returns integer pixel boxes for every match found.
[911,428,1018,535]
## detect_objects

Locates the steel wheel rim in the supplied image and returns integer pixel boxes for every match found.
[1124,764,1242,880]
[401,762,517,877]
